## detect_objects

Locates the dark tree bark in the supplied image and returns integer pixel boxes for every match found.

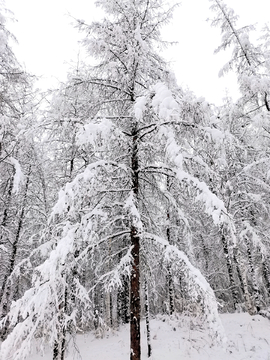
[130,127,141,360]
[144,280,152,358]
[263,259,270,297]
[233,246,254,314]
[166,176,174,315]
[53,280,68,360]
[117,276,130,325]
[200,234,209,273]
[0,166,31,339]
[245,235,261,312]
[233,251,245,300]
[220,225,239,310]
[0,176,13,231]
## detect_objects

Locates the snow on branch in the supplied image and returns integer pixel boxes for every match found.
[144,232,226,344]
[152,82,178,120]
[134,81,178,122]
[51,160,127,217]
[94,246,133,292]
[34,222,77,283]
[163,127,226,224]
[1,288,45,360]
[76,117,113,147]
[0,222,92,360]
[0,239,55,299]
[0,243,8,253]
[241,157,270,173]
[200,126,225,143]
[8,157,24,193]
[136,82,226,224]
[0,277,63,360]
[159,188,190,228]
[239,221,267,257]
[124,191,143,230]
[134,95,147,120]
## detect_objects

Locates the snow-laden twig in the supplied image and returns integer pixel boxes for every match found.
[144,232,227,345]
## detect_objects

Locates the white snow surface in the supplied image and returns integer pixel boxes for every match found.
[152,83,178,120]
[8,157,24,193]
[21,312,270,360]
[76,118,113,147]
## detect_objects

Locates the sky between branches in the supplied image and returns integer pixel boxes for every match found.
[7,0,270,104]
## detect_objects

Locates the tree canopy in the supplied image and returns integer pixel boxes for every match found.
[1,1,270,360]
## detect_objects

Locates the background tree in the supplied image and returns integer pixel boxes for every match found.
[206,0,270,314]
[0,5,54,344]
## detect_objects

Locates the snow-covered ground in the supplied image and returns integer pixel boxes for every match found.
[12,313,270,359]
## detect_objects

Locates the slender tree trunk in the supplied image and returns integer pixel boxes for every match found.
[60,287,67,360]
[130,127,141,360]
[0,177,13,320]
[233,246,255,314]
[240,263,254,314]
[0,167,31,339]
[53,341,59,360]
[106,237,112,327]
[118,237,130,326]
[106,291,111,327]
[166,224,174,315]
[117,275,130,325]
[144,280,152,358]
[130,225,140,360]
[263,259,270,297]
[53,280,68,360]
[0,177,13,233]
[167,267,174,315]
[0,177,14,300]
[233,251,245,300]
[166,176,174,315]
[220,225,239,310]
[245,235,261,312]
[200,234,209,273]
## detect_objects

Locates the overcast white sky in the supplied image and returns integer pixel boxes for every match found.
[6,0,270,105]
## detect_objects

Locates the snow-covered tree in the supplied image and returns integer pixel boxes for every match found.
[0,3,50,339]
[205,0,270,313]
[0,1,228,359]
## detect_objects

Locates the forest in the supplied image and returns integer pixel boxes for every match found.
[0,0,270,359]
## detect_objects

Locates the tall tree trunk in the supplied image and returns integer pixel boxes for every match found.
[144,280,152,358]
[263,259,270,297]
[220,224,239,310]
[53,280,68,360]
[106,237,112,327]
[130,127,141,360]
[0,176,13,315]
[130,225,140,360]
[167,267,174,315]
[166,176,174,315]
[0,176,13,233]
[60,286,68,360]
[117,275,130,325]
[245,235,261,312]
[233,251,245,300]
[200,234,209,273]
[118,236,130,326]
[0,166,31,339]
[166,221,174,315]
[233,246,254,314]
